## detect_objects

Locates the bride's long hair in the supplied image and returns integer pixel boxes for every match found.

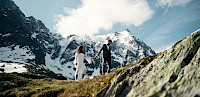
[76,46,85,54]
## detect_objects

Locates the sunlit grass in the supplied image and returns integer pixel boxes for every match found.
[0,56,156,97]
[0,68,128,97]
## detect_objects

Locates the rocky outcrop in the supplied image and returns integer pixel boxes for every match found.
[97,29,200,97]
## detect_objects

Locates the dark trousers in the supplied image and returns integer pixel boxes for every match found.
[100,57,111,75]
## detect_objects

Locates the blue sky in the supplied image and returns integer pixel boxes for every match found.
[13,0,200,52]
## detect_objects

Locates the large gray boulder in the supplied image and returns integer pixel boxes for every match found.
[97,29,200,97]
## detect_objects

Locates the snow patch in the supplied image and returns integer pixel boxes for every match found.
[0,45,35,64]
[1,33,11,37]
[0,63,27,73]
[45,53,75,79]
[31,33,38,38]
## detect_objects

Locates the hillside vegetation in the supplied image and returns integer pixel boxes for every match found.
[0,56,156,97]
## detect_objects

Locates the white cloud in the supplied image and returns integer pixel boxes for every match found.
[157,0,192,7]
[54,0,154,37]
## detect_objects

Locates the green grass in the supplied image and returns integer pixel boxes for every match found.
[0,56,157,97]
[0,72,120,97]
[0,66,131,97]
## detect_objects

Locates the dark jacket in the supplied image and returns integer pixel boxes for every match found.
[98,44,111,59]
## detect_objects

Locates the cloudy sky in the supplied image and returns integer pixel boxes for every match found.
[13,0,200,52]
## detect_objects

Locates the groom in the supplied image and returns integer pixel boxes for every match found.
[96,39,112,75]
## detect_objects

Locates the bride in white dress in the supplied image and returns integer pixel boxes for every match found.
[74,46,87,80]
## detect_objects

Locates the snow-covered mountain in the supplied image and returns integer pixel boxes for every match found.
[49,29,156,79]
[60,29,156,68]
[0,0,156,79]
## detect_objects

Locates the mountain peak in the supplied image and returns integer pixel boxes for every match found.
[125,29,130,32]
[110,29,133,40]
[117,29,133,38]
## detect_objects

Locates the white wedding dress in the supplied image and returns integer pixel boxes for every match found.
[74,53,87,75]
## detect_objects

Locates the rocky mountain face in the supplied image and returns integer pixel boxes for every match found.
[0,0,155,79]
[0,0,65,79]
[97,29,200,97]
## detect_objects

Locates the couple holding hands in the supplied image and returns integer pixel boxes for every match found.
[73,39,113,80]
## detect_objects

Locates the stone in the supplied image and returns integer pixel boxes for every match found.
[97,29,200,97]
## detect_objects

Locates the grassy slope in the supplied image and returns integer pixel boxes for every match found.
[0,56,156,97]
